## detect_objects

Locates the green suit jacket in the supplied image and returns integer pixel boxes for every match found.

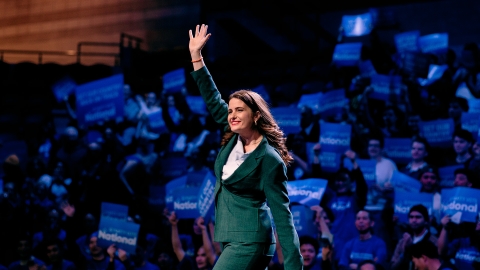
[191,66,303,270]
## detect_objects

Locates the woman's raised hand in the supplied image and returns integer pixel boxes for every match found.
[189,24,211,56]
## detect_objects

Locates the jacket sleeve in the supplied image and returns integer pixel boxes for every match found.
[190,66,229,128]
[262,161,303,270]
[352,167,368,210]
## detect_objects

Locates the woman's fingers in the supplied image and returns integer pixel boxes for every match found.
[189,29,193,39]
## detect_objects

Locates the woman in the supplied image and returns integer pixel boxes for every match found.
[188,24,303,269]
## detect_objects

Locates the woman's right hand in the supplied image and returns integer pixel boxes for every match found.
[189,24,211,57]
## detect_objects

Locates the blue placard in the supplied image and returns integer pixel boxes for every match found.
[287,179,328,207]
[461,112,480,141]
[148,184,165,206]
[319,89,346,120]
[252,85,271,105]
[52,76,77,103]
[438,165,464,188]
[75,74,124,127]
[394,31,420,54]
[291,205,317,237]
[197,171,216,221]
[332,43,362,67]
[320,123,351,172]
[369,74,402,101]
[468,99,480,114]
[186,96,208,115]
[418,64,449,86]
[165,175,187,210]
[298,92,322,113]
[384,138,411,164]
[420,119,454,147]
[343,158,377,186]
[101,202,129,221]
[390,171,421,193]
[147,110,167,134]
[271,107,302,136]
[186,171,209,187]
[358,60,376,77]
[172,187,200,219]
[341,13,373,37]
[98,217,140,254]
[394,190,433,223]
[161,157,188,180]
[163,68,186,93]
[441,187,480,223]
[418,33,449,54]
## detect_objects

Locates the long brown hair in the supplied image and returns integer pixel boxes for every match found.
[221,90,293,166]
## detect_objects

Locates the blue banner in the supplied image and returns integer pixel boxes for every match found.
[291,205,317,237]
[165,175,187,210]
[75,74,124,127]
[394,190,433,223]
[252,85,271,105]
[441,187,480,223]
[341,13,373,37]
[101,202,129,221]
[390,171,421,193]
[52,76,76,103]
[271,107,302,136]
[420,119,455,147]
[148,184,165,206]
[468,98,480,114]
[384,138,411,164]
[461,112,480,141]
[319,89,346,120]
[298,92,322,113]
[172,187,200,219]
[287,179,328,207]
[394,31,420,54]
[186,96,207,115]
[320,123,351,172]
[438,165,464,188]
[418,33,449,54]
[147,110,167,134]
[417,64,449,86]
[358,60,377,77]
[98,217,140,254]
[369,74,402,101]
[197,171,216,222]
[163,68,186,93]
[332,43,362,67]
[161,157,188,180]
[343,158,377,186]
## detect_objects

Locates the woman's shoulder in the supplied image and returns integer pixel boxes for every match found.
[262,143,284,165]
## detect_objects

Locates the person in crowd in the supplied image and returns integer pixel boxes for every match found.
[453,168,475,187]
[391,204,438,270]
[405,114,422,138]
[32,209,67,250]
[380,105,407,138]
[448,97,469,131]
[467,140,480,179]
[298,106,320,143]
[43,238,76,270]
[8,234,45,270]
[287,133,312,180]
[410,240,457,270]
[418,167,441,194]
[135,92,163,140]
[452,42,480,98]
[55,126,87,179]
[357,260,385,270]
[188,24,302,269]
[401,136,430,179]
[123,84,140,125]
[438,215,480,270]
[367,133,397,192]
[298,236,322,270]
[1,154,25,189]
[339,210,387,270]
[445,129,474,166]
[83,233,125,270]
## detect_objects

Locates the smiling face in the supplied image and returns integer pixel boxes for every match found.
[228,98,259,136]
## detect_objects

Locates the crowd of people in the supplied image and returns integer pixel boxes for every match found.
[1,21,480,270]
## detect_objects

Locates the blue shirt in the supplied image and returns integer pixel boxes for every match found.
[339,235,387,268]
[46,260,76,270]
[8,258,45,270]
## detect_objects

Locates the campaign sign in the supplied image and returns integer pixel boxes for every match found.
[438,165,464,188]
[287,179,328,207]
[98,217,140,254]
[319,89,346,120]
[468,99,480,114]
[369,74,402,101]
[461,112,480,141]
[52,76,77,102]
[394,190,433,223]
[197,171,216,222]
[163,68,185,93]
[101,202,129,221]
[341,13,373,37]
[402,52,431,78]
[148,184,165,206]
[148,110,167,134]
[298,92,322,113]
[343,158,377,186]
[186,96,207,115]
[394,30,420,54]
[320,123,351,172]
[418,64,449,87]
[418,33,449,54]
[332,43,362,67]
[172,187,201,219]
[165,175,188,210]
[291,205,317,237]
[358,60,377,77]
[75,74,124,127]
[384,138,411,165]
[161,157,188,180]
[420,119,454,147]
[390,171,421,193]
[271,107,302,136]
[441,187,480,223]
